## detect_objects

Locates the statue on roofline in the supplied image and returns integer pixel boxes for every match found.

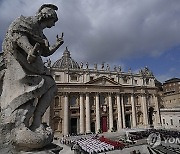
[0,4,64,152]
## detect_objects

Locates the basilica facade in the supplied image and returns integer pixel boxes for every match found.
[48,47,161,135]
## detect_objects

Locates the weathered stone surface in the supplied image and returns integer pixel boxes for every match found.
[19,143,63,154]
[0,3,64,153]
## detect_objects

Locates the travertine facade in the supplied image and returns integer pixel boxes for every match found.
[160,78,180,130]
[49,48,161,135]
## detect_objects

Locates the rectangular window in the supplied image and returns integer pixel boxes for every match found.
[90,76,94,81]
[146,79,149,85]
[55,97,59,107]
[163,119,165,124]
[72,111,77,114]
[91,110,94,113]
[70,96,77,106]
[55,75,61,81]
[54,121,59,131]
[90,97,95,106]
[170,119,173,125]
[134,80,138,84]
[54,111,59,116]
[123,79,128,84]
[71,75,77,81]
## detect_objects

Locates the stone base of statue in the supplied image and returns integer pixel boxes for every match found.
[19,143,63,154]
[0,123,62,154]
[0,141,62,154]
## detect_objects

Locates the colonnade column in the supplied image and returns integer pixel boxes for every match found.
[117,94,122,131]
[64,93,69,135]
[121,94,126,128]
[141,94,148,128]
[85,93,91,133]
[131,94,137,127]
[80,93,85,134]
[153,94,161,128]
[108,93,113,131]
[95,93,100,133]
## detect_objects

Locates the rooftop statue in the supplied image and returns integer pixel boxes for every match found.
[0,4,64,152]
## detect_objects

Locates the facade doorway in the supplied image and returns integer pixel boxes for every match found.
[91,122,95,133]
[113,120,117,131]
[148,107,154,127]
[125,114,131,128]
[101,116,108,132]
[70,118,77,134]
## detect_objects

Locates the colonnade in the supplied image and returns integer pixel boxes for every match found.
[63,93,159,135]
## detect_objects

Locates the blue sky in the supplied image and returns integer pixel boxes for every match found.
[0,0,179,83]
[122,50,180,81]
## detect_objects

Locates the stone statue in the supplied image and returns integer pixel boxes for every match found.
[106,64,110,71]
[101,62,105,70]
[0,4,64,152]
[118,65,122,72]
[94,63,97,70]
[86,62,89,69]
[114,65,117,72]
[139,66,153,76]
[80,61,83,69]
[128,67,132,73]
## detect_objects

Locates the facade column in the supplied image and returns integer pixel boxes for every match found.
[117,94,122,131]
[153,94,161,128]
[108,93,114,131]
[121,94,126,128]
[95,93,100,133]
[131,94,137,127]
[141,94,148,128]
[80,93,85,134]
[64,93,69,135]
[85,93,91,133]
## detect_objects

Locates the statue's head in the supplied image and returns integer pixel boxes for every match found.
[36,4,58,23]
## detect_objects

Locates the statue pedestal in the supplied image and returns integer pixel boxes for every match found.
[20,143,63,154]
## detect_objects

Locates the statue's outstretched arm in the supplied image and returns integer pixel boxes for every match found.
[42,33,64,57]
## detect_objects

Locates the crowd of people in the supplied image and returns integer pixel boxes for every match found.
[99,136,125,149]
[60,134,125,153]
[128,129,180,141]
[59,129,180,153]
[77,137,114,153]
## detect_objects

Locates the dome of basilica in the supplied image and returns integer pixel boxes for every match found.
[53,47,80,69]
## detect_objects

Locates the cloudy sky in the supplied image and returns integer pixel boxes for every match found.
[0,0,179,82]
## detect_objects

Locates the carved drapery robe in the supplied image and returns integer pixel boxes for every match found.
[0,16,56,124]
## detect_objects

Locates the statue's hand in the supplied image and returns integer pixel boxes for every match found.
[27,51,36,63]
[56,33,64,46]
[27,43,40,63]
